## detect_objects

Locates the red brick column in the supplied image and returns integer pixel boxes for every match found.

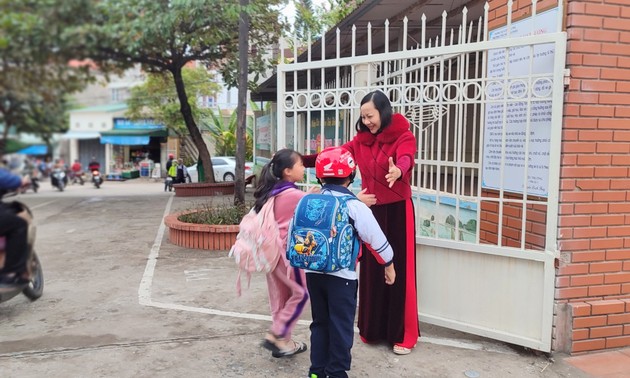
[558,0,630,353]
[487,0,630,354]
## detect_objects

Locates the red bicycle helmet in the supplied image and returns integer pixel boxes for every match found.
[315,147,356,178]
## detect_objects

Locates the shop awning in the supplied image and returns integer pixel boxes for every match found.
[62,130,102,140]
[99,128,168,145]
[17,144,48,155]
[100,129,168,137]
[100,135,150,145]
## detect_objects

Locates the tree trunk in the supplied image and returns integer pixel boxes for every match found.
[234,0,250,205]
[0,123,8,157]
[170,67,215,183]
[0,108,12,157]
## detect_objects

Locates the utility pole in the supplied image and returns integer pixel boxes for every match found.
[235,0,250,205]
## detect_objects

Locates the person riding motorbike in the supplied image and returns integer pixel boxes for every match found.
[88,157,100,173]
[70,159,85,184]
[0,168,30,286]
[21,159,40,193]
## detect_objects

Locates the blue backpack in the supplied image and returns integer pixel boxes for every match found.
[287,193,360,273]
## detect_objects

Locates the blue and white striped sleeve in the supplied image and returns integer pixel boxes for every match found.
[348,200,394,265]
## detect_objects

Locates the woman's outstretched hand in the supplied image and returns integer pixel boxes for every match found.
[357,188,377,207]
[385,157,402,188]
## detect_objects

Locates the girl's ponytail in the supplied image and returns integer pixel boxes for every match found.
[253,149,300,213]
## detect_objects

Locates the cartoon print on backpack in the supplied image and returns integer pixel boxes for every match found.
[293,231,317,256]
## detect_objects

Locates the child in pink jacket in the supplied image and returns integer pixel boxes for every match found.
[255,149,310,358]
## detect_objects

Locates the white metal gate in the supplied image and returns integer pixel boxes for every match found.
[275,1,566,352]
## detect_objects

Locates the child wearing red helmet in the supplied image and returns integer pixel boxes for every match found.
[307,146,396,378]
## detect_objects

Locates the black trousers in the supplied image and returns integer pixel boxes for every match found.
[306,273,358,378]
[0,207,28,274]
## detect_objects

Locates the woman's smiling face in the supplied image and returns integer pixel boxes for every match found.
[360,101,381,134]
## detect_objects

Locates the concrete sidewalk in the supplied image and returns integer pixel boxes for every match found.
[41,178,625,377]
[157,184,596,378]
[565,347,630,377]
[3,178,621,378]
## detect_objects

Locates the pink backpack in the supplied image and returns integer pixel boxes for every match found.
[229,196,282,295]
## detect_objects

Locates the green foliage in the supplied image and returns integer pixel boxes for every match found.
[293,0,319,42]
[0,0,92,155]
[59,0,285,183]
[291,0,363,42]
[179,201,252,225]
[321,0,363,27]
[126,67,220,134]
[65,0,284,89]
[203,109,253,160]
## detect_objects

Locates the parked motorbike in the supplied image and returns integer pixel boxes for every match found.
[92,169,103,189]
[0,191,44,303]
[50,168,68,192]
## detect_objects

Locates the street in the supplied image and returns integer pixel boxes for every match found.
[0,180,589,378]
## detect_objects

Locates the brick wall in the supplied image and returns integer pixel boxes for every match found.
[568,299,630,352]
[480,1,560,252]
[487,0,630,354]
[487,0,559,30]
[557,0,630,353]
[479,192,546,250]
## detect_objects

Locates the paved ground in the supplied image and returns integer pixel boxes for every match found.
[0,179,596,377]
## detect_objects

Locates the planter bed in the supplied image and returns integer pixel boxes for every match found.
[173,182,235,197]
[164,211,239,250]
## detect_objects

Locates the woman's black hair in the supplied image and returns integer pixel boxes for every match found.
[354,90,393,133]
[253,148,302,213]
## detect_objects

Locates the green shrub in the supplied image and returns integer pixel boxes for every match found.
[178,201,251,225]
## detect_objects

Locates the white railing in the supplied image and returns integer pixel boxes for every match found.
[278,1,565,254]
[275,0,566,352]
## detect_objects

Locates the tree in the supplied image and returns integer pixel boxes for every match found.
[64,0,284,183]
[0,0,91,156]
[127,67,220,136]
[235,0,250,205]
[204,109,253,160]
[293,0,319,42]
[292,0,363,43]
[321,0,363,27]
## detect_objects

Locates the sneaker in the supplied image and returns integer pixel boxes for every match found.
[272,340,308,358]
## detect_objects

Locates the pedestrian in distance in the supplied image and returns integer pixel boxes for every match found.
[165,153,175,172]
[255,149,311,358]
[302,147,395,378]
[174,158,191,184]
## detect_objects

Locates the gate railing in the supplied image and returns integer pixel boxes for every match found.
[277,1,566,256]
[276,0,566,352]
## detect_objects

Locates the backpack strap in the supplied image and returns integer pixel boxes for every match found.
[318,190,363,271]
[259,195,276,226]
[336,194,362,271]
[259,196,282,272]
